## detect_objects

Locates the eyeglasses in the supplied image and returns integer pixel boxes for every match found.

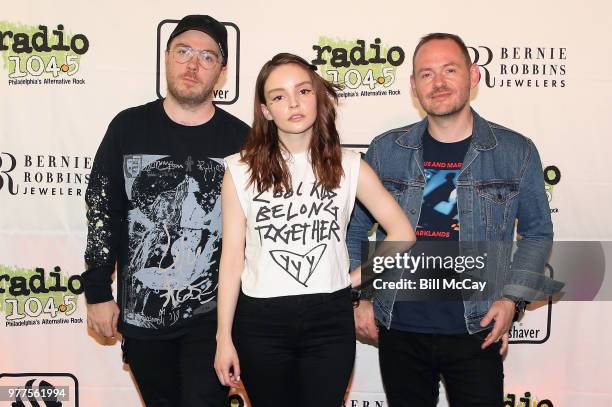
[171,46,220,69]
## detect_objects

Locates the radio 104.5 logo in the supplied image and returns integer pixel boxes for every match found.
[311,37,406,99]
[0,265,85,328]
[543,165,560,213]
[0,21,89,86]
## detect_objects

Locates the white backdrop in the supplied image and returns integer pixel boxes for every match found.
[1,1,612,406]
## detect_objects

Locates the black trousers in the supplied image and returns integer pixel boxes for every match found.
[233,287,356,407]
[379,328,504,407]
[123,319,227,407]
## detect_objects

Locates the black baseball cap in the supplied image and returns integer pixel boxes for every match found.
[166,15,228,66]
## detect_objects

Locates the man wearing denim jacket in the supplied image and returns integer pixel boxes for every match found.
[347,33,563,406]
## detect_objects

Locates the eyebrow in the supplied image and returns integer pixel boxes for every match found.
[266,81,313,94]
[171,43,218,55]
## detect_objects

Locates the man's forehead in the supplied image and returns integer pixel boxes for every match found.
[414,39,465,66]
[169,29,218,49]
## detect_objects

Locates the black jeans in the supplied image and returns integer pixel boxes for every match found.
[379,328,504,407]
[233,287,356,407]
[123,318,227,407]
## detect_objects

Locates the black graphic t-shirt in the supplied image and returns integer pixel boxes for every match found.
[391,130,471,334]
[83,99,249,339]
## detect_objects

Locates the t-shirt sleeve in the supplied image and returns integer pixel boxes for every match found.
[224,153,250,216]
[82,114,126,304]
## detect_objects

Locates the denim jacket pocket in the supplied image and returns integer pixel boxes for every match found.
[475,181,519,237]
[475,180,519,203]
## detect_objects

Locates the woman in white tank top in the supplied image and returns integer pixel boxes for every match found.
[214,53,415,407]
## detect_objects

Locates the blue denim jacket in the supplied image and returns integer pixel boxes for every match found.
[347,109,562,334]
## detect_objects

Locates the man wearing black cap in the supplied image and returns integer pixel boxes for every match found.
[82,14,249,406]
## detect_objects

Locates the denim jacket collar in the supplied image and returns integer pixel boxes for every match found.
[395,108,498,151]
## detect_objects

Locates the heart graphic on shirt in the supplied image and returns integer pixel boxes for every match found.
[269,244,327,287]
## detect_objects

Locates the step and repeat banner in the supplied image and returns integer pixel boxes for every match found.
[1,1,612,406]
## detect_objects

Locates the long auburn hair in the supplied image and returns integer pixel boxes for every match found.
[240,53,343,193]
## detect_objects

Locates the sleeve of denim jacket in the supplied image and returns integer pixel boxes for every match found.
[346,142,378,296]
[504,139,564,301]
[82,115,126,304]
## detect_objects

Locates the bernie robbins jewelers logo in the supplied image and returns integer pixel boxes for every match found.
[0,152,91,197]
[468,45,566,88]
[0,22,89,86]
[343,398,385,407]
[0,265,85,328]
[0,373,79,406]
[156,19,240,104]
[311,37,406,99]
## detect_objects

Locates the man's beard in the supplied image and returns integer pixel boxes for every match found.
[425,99,466,118]
[422,85,470,118]
[167,74,215,108]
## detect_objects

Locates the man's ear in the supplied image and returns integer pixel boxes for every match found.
[469,63,481,89]
[410,74,417,97]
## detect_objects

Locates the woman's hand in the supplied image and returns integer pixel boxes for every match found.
[214,335,241,386]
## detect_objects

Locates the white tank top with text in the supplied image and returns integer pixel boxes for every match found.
[224,149,360,298]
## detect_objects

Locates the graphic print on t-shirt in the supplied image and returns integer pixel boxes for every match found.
[416,161,462,240]
[122,154,224,329]
[252,181,340,287]
[269,243,327,286]
[391,135,471,334]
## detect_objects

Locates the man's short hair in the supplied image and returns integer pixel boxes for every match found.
[412,33,472,74]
